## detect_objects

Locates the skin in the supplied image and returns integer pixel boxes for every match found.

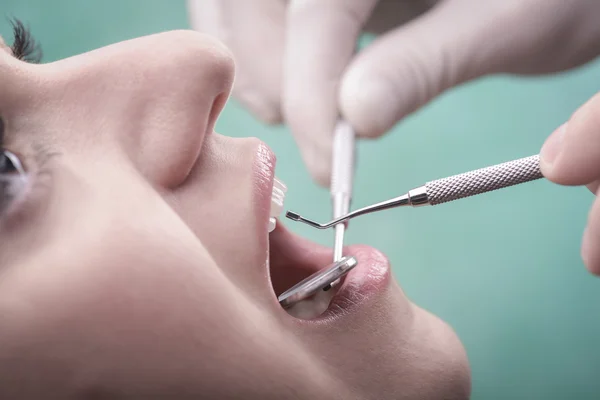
[0,31,470,399]
[541,93,600,275]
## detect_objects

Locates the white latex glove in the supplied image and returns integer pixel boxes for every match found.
[188,0,600,187]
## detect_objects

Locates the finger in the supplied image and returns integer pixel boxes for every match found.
[582,194,600,275]
[187,0,285,124]
[283,0,379,186]
[338,0,595,138]
[587,179,600,194]
[339,1,480,138]
[540,93,600,186]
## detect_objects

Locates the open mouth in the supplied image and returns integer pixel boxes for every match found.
[267,178,392,320]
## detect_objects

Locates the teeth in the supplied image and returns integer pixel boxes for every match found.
[269,177,287,233]
[285,289,337,319]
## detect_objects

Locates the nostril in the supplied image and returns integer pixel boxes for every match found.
[152,90,231,189]
[164,91,229,189]
[206,92,229,136]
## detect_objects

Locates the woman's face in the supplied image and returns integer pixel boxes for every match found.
[0,29,470,399]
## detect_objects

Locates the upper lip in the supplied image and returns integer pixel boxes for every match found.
[253,141,277,234]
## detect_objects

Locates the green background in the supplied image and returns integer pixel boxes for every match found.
[2,1,599,398]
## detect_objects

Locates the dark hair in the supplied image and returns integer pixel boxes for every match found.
[9,18,42,63]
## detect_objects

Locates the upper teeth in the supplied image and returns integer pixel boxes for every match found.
[269,177,287,232]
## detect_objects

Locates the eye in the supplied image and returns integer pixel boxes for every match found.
[0,151,19,174]
[0,150,27,213]
[0,150,25,175]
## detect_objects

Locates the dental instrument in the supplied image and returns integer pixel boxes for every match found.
[278,255,358,308]
[286,154,543,229]
[324,120,357,291]
[276,122,357,307]
[331,120,356,260]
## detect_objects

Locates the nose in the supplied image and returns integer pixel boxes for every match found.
[41,30,235,188]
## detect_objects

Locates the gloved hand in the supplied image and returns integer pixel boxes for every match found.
[541,95,600,275]
[187,0,600,187]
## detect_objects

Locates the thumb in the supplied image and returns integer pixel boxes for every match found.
[338,0,565,138]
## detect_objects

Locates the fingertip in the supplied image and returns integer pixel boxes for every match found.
[338,8,455,139]
[582,199,600,276]
[292,138,331,187]
[303,148,332,187]
[545,93,600,185]
[313,171,331,188]
[339,69,397,138]
[581,227,600,275]
[539,123,566,182]
[235,89,283,125]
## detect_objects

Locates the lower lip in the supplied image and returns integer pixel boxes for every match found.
[285,246,393,320]
[272,223,392,316]
[329,245,392,310]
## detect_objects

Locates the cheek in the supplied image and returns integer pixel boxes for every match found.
[0,225,223,339]
[0,225,254,391]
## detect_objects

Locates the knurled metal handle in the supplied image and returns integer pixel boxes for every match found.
[425,155,542,205]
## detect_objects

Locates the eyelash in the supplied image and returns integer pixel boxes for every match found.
[0,19,47,222]
[9,18,42,63]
